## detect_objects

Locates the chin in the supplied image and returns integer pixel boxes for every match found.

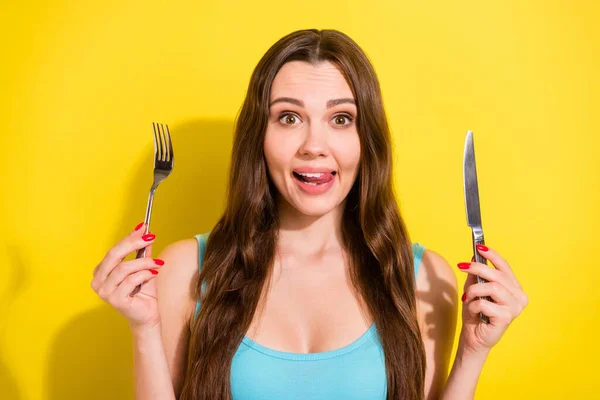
[297,207,332,217]
[292,198,340,217]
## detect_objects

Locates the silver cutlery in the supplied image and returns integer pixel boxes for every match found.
[463,130,493,324]
[130,122,174,297]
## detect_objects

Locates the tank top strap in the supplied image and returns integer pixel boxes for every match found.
[193,232,210,322]
[411,242,426,278]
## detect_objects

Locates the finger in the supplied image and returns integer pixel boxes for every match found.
[466,298,513,327]
[465,281,516,307]
[476,245,522,290]
[92,222,149,279]
[103,257,163,293]
[463,268,478,293]
[93,223,156,283]
[458,261,521,297]
[110,269,159,301]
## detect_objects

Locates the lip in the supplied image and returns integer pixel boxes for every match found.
[292,166,337,174]
[292,171,337,195]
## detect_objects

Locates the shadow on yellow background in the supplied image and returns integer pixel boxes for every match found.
[45,119,235,399]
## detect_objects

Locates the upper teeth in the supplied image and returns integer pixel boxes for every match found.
[297,172,325,177]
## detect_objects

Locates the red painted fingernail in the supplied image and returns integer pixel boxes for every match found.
[476,244,488,252]
[135,222,144,231]
[142,233,155,242]
[461,293,466,302]
[457,262,471,269]
[150,269,159,275]
[153,259,164,266]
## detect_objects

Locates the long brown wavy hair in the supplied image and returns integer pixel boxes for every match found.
[180,28,426,400]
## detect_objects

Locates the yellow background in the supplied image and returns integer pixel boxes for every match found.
[1,0,598,399]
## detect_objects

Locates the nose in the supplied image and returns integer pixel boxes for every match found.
[298,123,329,158]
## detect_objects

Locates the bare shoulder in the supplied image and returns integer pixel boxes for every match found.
[415,249,458,296]
[154,237,200,328]
[415,248,459,324]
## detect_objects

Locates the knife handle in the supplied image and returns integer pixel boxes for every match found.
[472,233,493,324]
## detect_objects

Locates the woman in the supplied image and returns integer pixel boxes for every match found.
[91,29,528,400]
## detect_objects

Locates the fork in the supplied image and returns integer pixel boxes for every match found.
[129,122,174,296]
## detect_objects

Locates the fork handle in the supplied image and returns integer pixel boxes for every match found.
[129,190,155,296]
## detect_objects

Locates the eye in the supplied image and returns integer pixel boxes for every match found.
[278,112,301,126]
[332,113,353,127]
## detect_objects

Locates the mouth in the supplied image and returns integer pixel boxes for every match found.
[291,170,337,195]
[292,170,337,185]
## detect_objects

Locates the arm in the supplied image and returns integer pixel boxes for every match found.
[132,238,199,399]
[417,249,492,400]
[415,249,459,400]
[131,324,177,400]
[441,244,528,399]
[440,339,489,400]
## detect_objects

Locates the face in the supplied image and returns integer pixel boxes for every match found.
[263,60,361,217]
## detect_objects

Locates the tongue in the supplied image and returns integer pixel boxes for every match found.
[301,173,333,184]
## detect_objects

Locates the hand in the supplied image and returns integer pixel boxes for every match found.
[456,244,529,355]
[90,223,165,332]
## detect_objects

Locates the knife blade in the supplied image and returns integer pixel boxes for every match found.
[463,130,493,324]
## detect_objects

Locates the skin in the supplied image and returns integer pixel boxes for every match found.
[246,60,368,350]
[263,60,361,256]
[93,60,528,400]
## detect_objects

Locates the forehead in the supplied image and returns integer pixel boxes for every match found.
[270,60,354,100]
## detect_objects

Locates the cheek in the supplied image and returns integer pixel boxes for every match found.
[263,133,291,176]
[336,138,361,172]
[263,131,278,166]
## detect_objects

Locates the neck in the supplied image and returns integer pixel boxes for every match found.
[276,196,346,257]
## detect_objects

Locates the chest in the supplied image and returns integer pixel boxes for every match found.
[244,252,373,354]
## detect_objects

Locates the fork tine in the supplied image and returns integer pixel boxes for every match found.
[152,122,160,161]
[160,123,168,162]
[160,123,167,162]
[165,125,173,162]
[151,122,173,164]
[157,123,163,162]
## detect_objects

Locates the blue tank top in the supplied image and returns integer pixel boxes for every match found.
[193,232,426,400]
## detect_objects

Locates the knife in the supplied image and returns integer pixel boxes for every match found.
[463,130,493,324]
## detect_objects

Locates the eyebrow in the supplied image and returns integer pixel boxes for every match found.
[269,97,356,109]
